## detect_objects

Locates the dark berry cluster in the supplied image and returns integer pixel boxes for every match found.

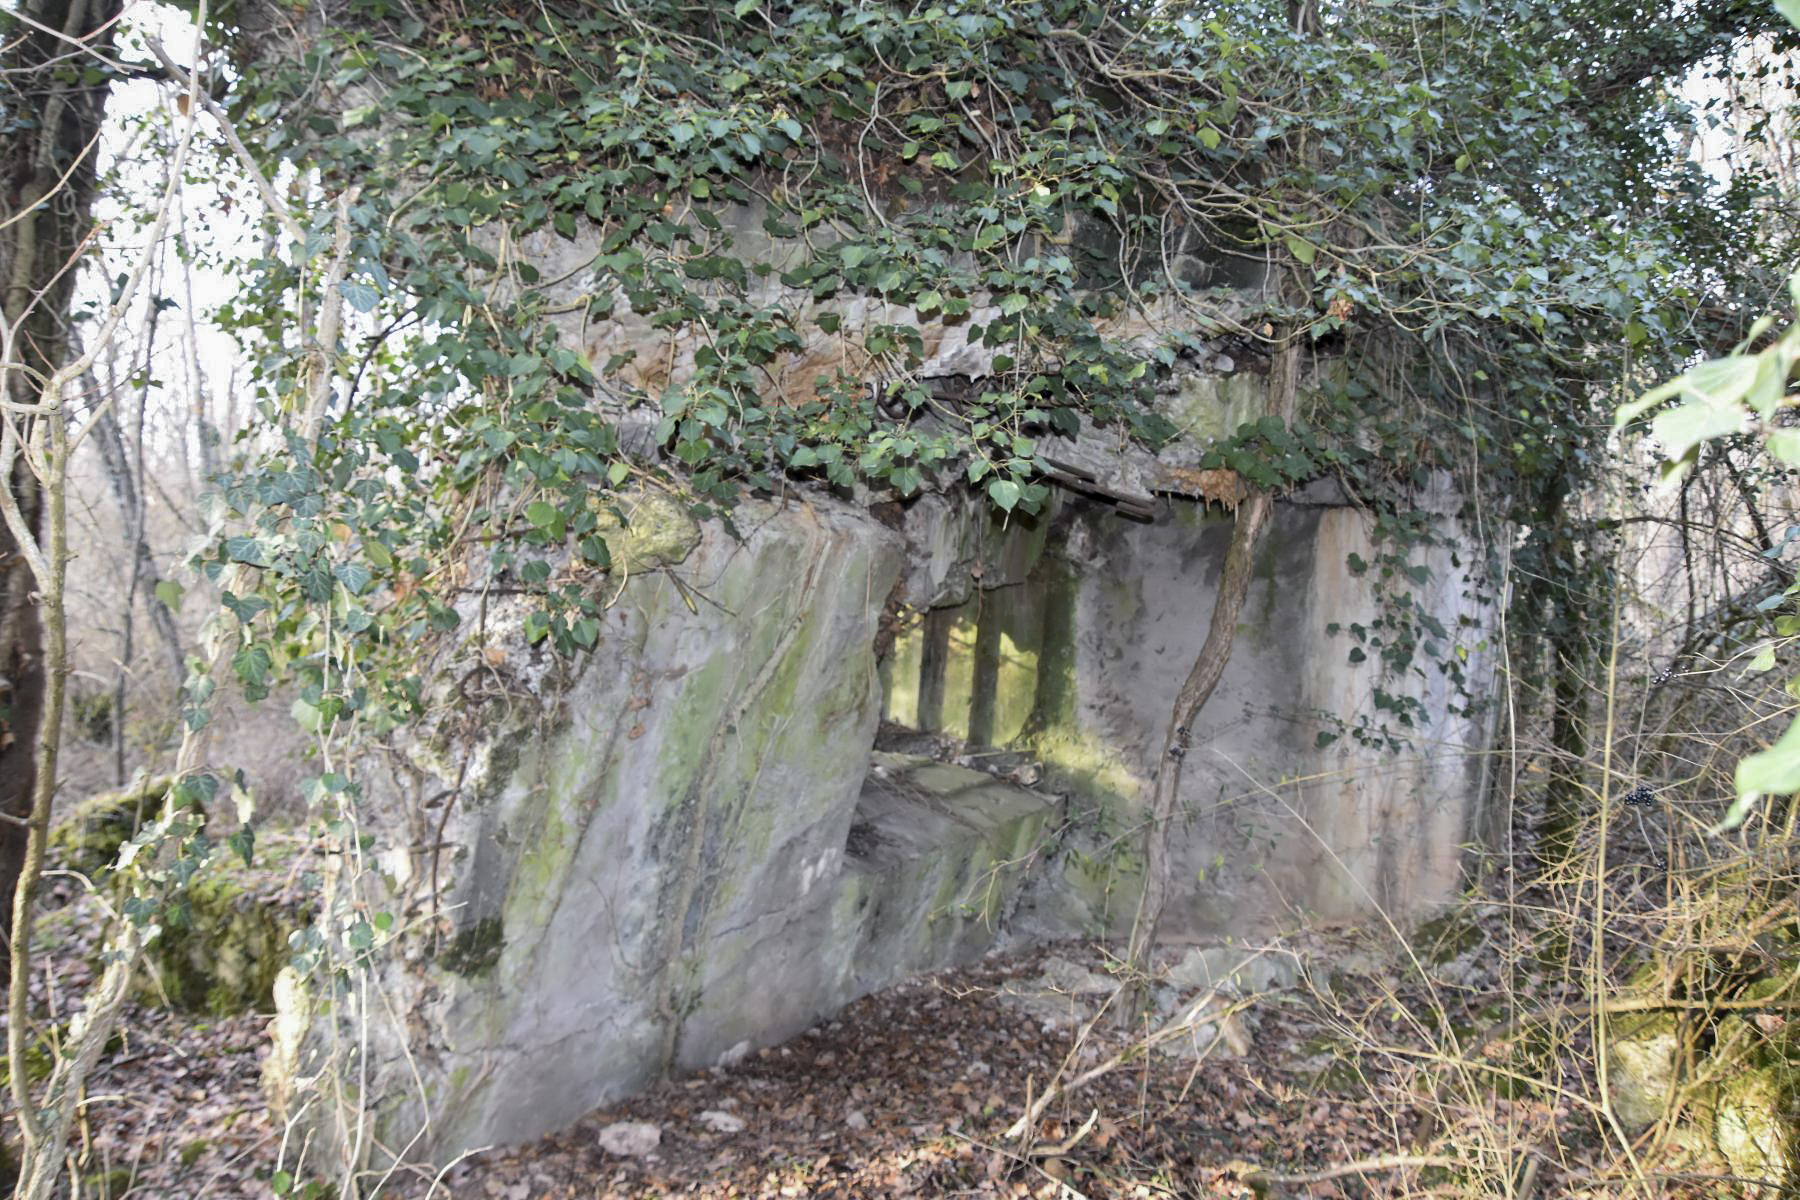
[1622,784,1656,808]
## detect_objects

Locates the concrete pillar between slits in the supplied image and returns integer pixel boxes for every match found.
[916,605,955,732]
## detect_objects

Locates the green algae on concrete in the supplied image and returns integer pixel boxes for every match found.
[1166,373,1270,443]
[440,916,506,977]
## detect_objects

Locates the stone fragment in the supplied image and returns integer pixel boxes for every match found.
[1712,1061,1796,1189]
[597,1121,661,1157]
[1605,1011,1682,1132]
[1158,993,1253,1060]
[591,488,701,573]
[697,1110,745,1134]
[1038,955,1116,996]
[1165,946,1298,996]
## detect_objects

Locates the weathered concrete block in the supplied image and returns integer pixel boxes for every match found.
[291,500,1072,1165]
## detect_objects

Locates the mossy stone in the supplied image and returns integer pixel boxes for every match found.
[136,853,298,1016]
[1714,1065,1796,1191]
[80,1167,132,1197]
[1607,1010,1683,1132]
[49,776,185,878]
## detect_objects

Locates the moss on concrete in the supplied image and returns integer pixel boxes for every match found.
[592,488,701,573]
[1411,905,1486,964]
[440,916,506,977]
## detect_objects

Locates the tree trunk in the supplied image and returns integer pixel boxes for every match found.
[0,461,44,974]
[1123,488,1274,982]
[0,0,125,979]
[1123,340,1300,996]
[91,379,187,686]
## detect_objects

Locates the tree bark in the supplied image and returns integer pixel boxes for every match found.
[0,0,124,980]
[1123,340,1300,995]
[91,376,186,686]
[0,460,44,977]
[1123,487,1273,980]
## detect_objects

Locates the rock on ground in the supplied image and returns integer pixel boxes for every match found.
[597,1121,662,1157]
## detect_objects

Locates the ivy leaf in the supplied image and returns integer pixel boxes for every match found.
[987,478,1021,511]
[227,823,256,868]
[1725,712,1800,831]
[340,280,379,312]
[334,561,374,596]
[1650,393,1748,468]
[579,536,615,568]
[232,643,273,690]
[362,538,394,570]
[526,500,563,534]
[1768,429,1800,466]
[1284,234,1317,265]
[291,697,324,733]
[154,579,184,610]
[223,536,271,566]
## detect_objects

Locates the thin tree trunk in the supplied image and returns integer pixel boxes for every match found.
[0,459,44,970]
[177,198,221,483]
[6,381,70,1160]
[90,368,186,688]
[1123,340,1300,997]
[0,0,125,980]
[1123,488,1273,979]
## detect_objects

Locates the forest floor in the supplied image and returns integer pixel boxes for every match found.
[14,777,1743,1200]
[24,902,1660,1200]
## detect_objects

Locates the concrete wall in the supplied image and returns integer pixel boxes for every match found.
[879,488,1496,939]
